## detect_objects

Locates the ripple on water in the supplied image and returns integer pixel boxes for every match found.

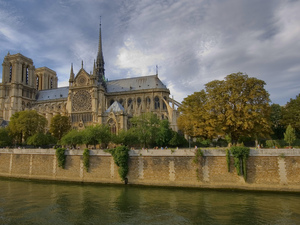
[1,180,300,225]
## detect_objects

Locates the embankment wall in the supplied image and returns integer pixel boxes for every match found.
[0,148,300,192]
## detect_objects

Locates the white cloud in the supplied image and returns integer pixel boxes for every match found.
[115,36,165,77]
[0,0,300,105]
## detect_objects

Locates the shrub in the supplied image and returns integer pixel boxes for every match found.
[56,148,66,168]
[266,140,277,148]
[83,149,90,172]
[193,148,203,164]
[226,149,230,172]
[107,146,130,181]
[230,146,250,181]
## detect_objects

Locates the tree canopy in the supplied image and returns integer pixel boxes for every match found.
[60,129,83,148]
[282,94,300,138]
[129,112,176,148]
[284,124,296,147]
[7,110,48,144]
[0,128,12,147]
[270,103,285,139]
[49,114,71,140]
[27,132,57,147]
[178,72,272,144]
[82,125,111,148]
[130,112,160,147]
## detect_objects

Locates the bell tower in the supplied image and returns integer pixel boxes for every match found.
[0,53,37,120]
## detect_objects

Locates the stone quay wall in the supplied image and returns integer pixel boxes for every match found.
[0,148,300,192]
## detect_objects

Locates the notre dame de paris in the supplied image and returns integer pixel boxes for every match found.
[0,24,180,133]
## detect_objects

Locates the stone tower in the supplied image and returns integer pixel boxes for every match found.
[0,52,58,121]
[0,53,36,120]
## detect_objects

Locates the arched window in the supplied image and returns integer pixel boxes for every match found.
[9,63,12,82]
[22,64,25,82]
[128,98,132,107]
[110,99,114,106]
[26,66,29,85]
[146,97,151,109]
[36,76,39,90]
[137,97,141,107]
[50,78,53,89]
[108,118,116,134]
[154,96,160,109]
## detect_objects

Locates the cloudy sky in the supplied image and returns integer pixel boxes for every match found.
[0,0,299,105]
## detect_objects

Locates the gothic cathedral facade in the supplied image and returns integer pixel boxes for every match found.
[0,25,180,133]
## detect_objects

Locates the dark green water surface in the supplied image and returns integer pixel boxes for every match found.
[1,179,300,225]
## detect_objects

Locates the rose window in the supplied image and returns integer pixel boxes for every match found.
[72,90,92,112]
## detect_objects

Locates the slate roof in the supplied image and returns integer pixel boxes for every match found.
[36,87,69,101]
[0,120,9,127]
[35,75,168,101]
[106,75,168,93]
[106,101,125,113]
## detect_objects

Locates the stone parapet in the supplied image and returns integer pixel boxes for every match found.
[0,148,299,156]
[0,148,299,192]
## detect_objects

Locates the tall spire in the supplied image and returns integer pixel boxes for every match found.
[69,63,74,85]
[70,63,74,78]
[97,17,104,63]
[96,18,106,88]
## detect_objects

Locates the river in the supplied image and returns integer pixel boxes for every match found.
[0,179,300,224]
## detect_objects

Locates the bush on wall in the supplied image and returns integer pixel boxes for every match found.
[228,146,250,181]
[83,149,90,172]
[107,146,130,181]
[56,148,66,169]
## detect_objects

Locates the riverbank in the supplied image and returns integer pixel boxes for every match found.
[0,148,300,192]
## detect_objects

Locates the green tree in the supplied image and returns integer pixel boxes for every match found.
[270,103,285,139]
[82,125,111,148]
[49,114,71,140]
[178,72,271,144]
[0,127,12,147]
[284,124,296,147]
[27,132,57,147]
[6,112,22,144]
[178,90,211,138]
[96,125,111,148]
[282,94,300,138]
[168,131,188,147]
[60,129,83,148]
[155,120,173,147]
[130,112,160,147]
[112,129,139,147]
[7,110,48,144]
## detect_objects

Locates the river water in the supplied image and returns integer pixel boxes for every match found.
[1,179,300,225]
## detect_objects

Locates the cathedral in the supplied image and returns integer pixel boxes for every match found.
[0,24,180,133]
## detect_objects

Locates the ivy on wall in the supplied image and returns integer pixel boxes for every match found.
[56,148,66,169]
[227,146,250,181]
[193,148,204,181]
[83,149,90,172]
[193,148,203,164]
[107,146,130,182]
[226,149,230,172]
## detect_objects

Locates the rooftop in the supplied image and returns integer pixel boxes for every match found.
[36,86,69,101]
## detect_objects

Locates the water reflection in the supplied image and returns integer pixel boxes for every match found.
[0,179,300,224]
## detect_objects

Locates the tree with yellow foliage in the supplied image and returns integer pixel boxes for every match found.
[178,72,271,145]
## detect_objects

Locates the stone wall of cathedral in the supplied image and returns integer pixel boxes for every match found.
[1,53,179,132]
[0,53,58,122]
